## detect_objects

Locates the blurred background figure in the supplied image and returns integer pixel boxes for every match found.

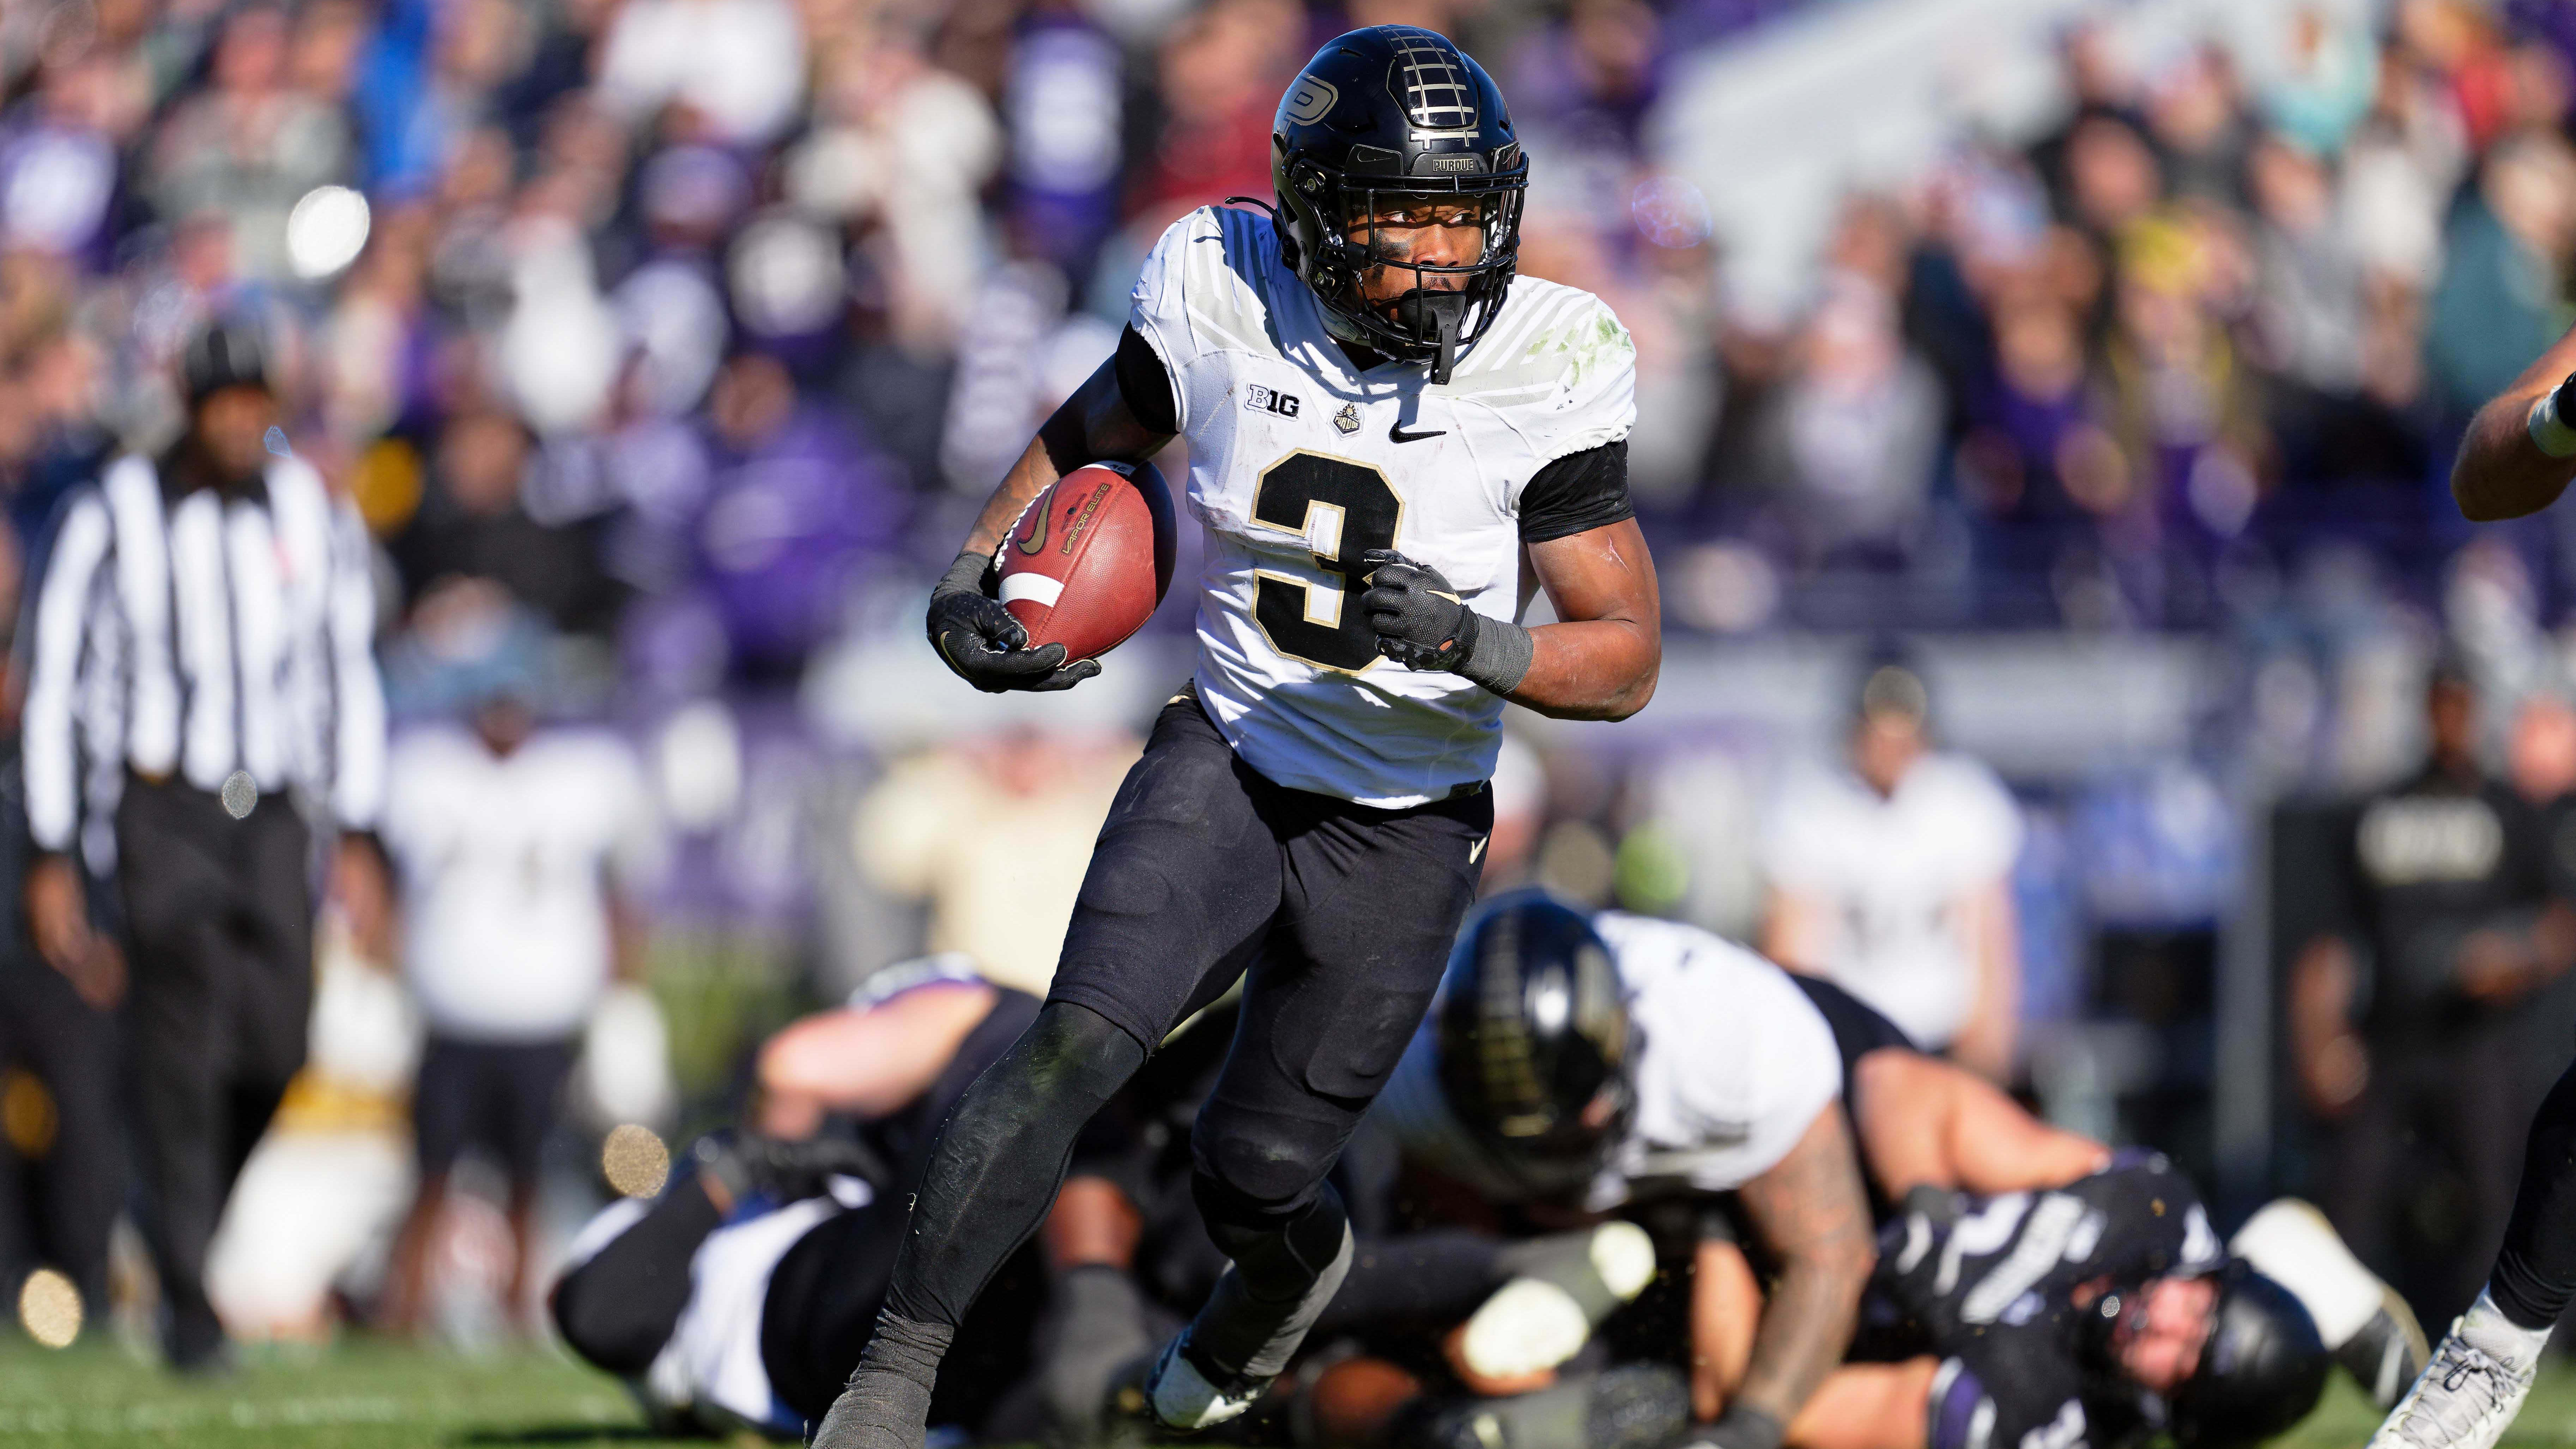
[852,727,1137,999]
[2290,657,2576,1322]
[18,318,388,1371]
[0,0,2570,1406]
[1760,654,2025,1081]
[0,534,120,1334]
[377,639,654,1339]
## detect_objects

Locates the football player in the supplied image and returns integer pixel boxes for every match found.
[1369,895,2412,1449]
[1790,973,2427,1409]
[550,969,1055,1436]
[1790,1158,2329,1449]
[2364,324,2576,1447]
[1372,895,1878,1448]
[818,25,1660,1449]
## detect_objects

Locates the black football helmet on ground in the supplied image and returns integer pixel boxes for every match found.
[1267,25,1527,384]
[1435,890,1634,1193]
[2166,1262,2331,1448]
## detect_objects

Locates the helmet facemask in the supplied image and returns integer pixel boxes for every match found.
[1279,156,1526,384]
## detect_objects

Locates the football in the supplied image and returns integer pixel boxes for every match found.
[998,460,1177,663]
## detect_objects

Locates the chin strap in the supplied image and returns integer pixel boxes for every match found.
[1428,292,1466,385]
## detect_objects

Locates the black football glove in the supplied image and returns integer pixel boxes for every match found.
[926,550,1101,694]
[1359,549,1535,692]
[1359,548,1478,671]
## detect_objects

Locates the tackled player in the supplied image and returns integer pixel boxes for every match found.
[815,25,1659,1449]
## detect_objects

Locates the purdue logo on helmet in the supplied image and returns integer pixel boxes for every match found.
[1267,25,1528,384]
[1434,891,1634,1193]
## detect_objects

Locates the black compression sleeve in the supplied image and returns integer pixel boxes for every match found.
[2490,1055,2576,1327]
[1115,325,1180,436]
[1517,440,1634,544]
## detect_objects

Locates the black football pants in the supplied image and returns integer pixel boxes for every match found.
[2489,1050,2576,1330]
[880,693,1490,1344]
[114,775,313,1364]
[0,941,122,1314]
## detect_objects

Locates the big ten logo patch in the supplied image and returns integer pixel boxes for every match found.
[1244,384,1302,418]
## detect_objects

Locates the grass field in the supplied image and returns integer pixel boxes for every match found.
[0,1340,2574,1447]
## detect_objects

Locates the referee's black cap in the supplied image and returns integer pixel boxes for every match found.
[179,317,273,406]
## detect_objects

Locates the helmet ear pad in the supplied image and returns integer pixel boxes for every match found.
[2165,1262,2330,1449]
[1434,889,1635,1191]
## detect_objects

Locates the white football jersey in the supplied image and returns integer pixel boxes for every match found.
[1129,205,1637,807]
[381,725,657,1041]
[1372,912,1843,1210]
[1758,752,2022,1049]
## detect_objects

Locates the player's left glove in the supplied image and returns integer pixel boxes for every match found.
[1359,549,1533,693]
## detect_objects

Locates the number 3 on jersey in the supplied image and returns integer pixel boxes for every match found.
[1251,452,1402,672]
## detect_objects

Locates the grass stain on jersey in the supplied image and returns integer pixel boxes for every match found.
[1522,310,1635,393]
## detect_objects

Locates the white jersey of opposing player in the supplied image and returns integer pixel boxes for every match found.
[1129,205,1636,807]
[1372,912,1842,1211]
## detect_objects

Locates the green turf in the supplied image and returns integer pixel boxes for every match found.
[0,1337,689,1446]
[7,1338,2576,1447]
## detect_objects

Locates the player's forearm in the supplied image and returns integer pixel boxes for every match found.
[1732,1250,1868,1427]
[958,363,1170,557]
[1782,1361,1940,1449]
[2454,328,2576,521]
[1733,1111,1876,1429]
[960,437,1068,558]
[1503,617,1659,720]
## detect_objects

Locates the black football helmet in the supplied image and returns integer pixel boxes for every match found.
[2147,1262,2330,1448]
[1435,890,1634,1193]
[180,316,272,406]
[1268,25,1527,384]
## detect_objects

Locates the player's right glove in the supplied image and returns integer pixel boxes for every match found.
[926,549,1101,693]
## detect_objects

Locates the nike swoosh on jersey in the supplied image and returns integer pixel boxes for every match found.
[1388,422,1447,443]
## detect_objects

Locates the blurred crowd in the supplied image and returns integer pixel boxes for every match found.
[0,0,2565,1378]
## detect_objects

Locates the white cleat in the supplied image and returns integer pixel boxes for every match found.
[2368,1323,2537,1449]
[1142,1332,1267,1433]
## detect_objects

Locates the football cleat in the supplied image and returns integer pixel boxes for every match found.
[2368,1321,2537,1449]
[2341,1287,2433,1410]
[1143,1330,1269,1433]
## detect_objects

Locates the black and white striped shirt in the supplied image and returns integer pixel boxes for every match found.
[22,452,386,864]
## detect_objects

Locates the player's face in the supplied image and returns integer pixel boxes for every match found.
[1851,708,1926,796]
[1345,194,1495,307]
[193,384,277,481]
[2115,1274,2217,1393]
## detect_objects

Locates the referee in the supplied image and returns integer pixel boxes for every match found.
[18,318,390,1370]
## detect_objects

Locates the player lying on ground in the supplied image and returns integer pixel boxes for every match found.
[568,954,1685,1443]
[1775,1157,2326,1449]
[1328,894,2413,1449]
[550,964,1077,1437]
[2355,320,2576,1449]
[820,24,1661,1449]
[1369,894,1878,1448]
[1788,972,2427,1406]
